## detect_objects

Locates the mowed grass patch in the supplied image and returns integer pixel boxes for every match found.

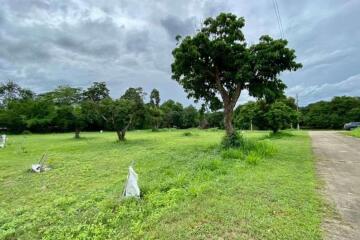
[0,129,324,239]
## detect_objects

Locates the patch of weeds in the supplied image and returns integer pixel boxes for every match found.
[220,134,276,166]
[183,132,192,137]
[196,159,223,171]
[251,140,277,157]
[188,182,211,197]
[245,151,261,165]
[237,138,277,157]
[221,148,244,160]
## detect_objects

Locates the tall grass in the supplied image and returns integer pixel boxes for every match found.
[221,134,277,166]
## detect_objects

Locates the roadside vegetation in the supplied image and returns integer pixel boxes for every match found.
[344,127,360,138]
[0,129,324,239]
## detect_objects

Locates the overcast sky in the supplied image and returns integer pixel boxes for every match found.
[0,0,359,106]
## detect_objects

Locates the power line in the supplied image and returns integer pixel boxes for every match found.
[273,0,284,38]
[272,0,284,39]
[275,0,284,38]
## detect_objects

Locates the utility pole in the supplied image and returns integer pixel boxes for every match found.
[296,94,300,130]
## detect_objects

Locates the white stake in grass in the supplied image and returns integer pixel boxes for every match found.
[0,135,7,148]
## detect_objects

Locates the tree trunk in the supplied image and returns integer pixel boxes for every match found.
[224,104,235,136]
[116,129,126,141]
[75,128,80,139]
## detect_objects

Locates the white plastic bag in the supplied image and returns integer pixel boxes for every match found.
[31,154,50,173]
[31,164,42,173]
[123,166,140,198]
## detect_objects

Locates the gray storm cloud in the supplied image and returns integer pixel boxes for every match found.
[0,0,359,106]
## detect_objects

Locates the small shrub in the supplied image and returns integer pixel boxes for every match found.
[245,152,261,165]
[22,130,32,135]
[183,132,192,136]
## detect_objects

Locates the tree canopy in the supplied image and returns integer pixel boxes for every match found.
[171,13,301,137]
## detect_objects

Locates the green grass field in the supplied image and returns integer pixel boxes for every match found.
[344,128,360,138]
[0,129,324,239]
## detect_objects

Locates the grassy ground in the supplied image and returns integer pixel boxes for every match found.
[344,128,360,138]
[0,129,324,239]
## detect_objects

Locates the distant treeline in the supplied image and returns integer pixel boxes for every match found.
[0,81,359,134]
[234,96,360,130]
[300,96,360,129]
[0,81,220,134]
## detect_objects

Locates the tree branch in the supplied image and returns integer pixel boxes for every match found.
[214,66,229,102]
[123,115,133,132]
[230,84,242,108]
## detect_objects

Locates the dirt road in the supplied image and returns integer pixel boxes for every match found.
[309,131,360,239]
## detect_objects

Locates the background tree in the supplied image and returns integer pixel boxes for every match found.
[150,88,160,107]
[302,96,360,129]
[146,89,163,130]
[23,97,56,133]
[99,98,136,141]
[145,104,163,130]
[234,101,258,130]
[47,86,86,138]
[0,80,34,107]
[120,87,146,129]
[198,104,209,129]
[265,101,296,133]
[182,105,199,128]
[82,82,110,130]
[160,100,184,128]
[53,105,86,138]
[206,111,224,129]
[171,13,301,140]
[83,82,109,102]
[42,86,82,106]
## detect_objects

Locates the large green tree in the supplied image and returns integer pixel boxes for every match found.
[99,98,135,141]
[171,13,301,137]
